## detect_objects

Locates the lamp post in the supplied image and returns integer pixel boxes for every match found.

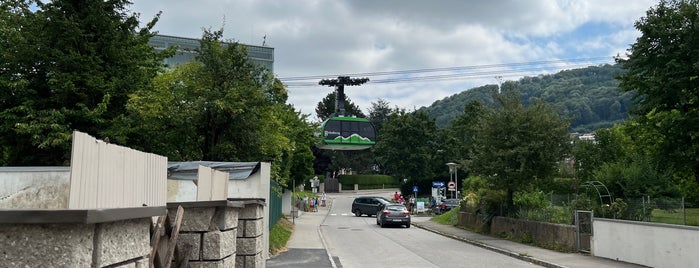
[446,162,459,199]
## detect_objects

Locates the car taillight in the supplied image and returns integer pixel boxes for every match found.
[440,205,446,209]
[402,211,410,215]
[383,211,391,214]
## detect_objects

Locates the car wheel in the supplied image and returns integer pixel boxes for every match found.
[354,209,362,217]
[379,221,385,228]
[406,223,411,228]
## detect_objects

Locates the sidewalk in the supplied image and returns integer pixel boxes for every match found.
[266,200,335,268]
[410,216,646,268]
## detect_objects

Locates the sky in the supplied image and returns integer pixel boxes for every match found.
[130,0,658,120]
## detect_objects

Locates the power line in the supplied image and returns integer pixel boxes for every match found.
[281,57,614,88]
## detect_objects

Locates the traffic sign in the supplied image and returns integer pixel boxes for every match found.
[447,181,456,191]
[432,181,445,187]
[412,186,418,193]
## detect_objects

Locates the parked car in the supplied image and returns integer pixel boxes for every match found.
[376,204,411,228]
[351,196,391,217]
[433,198,460,215]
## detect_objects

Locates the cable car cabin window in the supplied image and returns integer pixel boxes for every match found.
[319,116,376,150]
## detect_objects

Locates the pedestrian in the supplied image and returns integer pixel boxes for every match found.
[394,191,400,202]
[309,196,315,212]
[314,196,319,212]
[409,195,415,212]
[398,195,405,205]
[321,192,327,207]
[303,195,309,212]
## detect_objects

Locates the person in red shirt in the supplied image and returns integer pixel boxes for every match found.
[394,191,400,202]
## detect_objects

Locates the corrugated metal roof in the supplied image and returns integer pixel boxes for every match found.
[167,161,260,180]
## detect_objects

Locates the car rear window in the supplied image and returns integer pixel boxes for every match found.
[386,206,405,211]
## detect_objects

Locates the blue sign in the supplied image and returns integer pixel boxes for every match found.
[432,181,445,187]
[412,186,418,193]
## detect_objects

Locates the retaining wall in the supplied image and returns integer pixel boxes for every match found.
[0,207,164,267]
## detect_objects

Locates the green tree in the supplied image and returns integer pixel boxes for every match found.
[0,0,169,165]
[373,109,439,187]
[315,92,365,121]
[617,0,699,186]
[468,91,571,214]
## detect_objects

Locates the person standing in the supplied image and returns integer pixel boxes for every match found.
[321,192,327,207]
[409,195,416,212]
[394,191,400,202]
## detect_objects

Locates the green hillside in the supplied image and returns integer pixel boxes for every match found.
[423,64,634,132]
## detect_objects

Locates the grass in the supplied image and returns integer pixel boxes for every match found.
[651,208,699,226]
[431,207,459,225]
[269,217,294,256]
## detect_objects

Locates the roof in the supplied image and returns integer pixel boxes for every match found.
[167,161,260,180]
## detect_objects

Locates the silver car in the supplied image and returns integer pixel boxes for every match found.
[376,204,411,228]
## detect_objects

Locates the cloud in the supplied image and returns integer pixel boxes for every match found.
[130,0,657,120]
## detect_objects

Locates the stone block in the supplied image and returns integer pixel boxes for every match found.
[94,218,151,267]
[177,233,202,260]
[239,219,263,237]
[0,223,94,267]
[236,237,262,255]
[236,253,264,268]
[188,255,235,268]
[171,207,216,231]
[203,229,237,260]
[238,204,263,220]
[213,206,239,231]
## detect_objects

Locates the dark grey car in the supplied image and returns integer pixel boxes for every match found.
[351,196,390,217]
[376,204,411,228]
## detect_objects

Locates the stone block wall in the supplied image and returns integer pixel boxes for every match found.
[236,203,265,268]
[170,205,239,267]
[0,217,151,267]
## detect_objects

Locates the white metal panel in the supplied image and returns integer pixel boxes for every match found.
[196,166,228,201]
[68,131,167,209]
[196,166,212,201]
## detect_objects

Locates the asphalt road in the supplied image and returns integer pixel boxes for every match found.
[322,190,539,268]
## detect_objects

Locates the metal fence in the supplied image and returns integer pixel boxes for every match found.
[268,179,283,229]
[68,131,167,209]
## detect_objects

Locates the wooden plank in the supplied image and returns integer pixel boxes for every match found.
[149,215,167,267]
[164,206,184,268]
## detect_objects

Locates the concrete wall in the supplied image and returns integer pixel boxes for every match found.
[491,216,576,251]
[592,218,699,268]
[0,167,70,209]
[169,205,239,267]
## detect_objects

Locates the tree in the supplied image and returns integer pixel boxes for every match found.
[373,109,439,186]
[617,0,699,187]
[0,0,169,165]
[468,91,571,214]
[125,30,315,187]
[315,92,365,121]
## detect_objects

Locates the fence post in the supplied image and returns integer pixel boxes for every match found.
[682,197,686,225]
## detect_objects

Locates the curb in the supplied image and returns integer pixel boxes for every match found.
[412,222,568,268]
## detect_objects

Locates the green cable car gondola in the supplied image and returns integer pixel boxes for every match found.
[317,115,377,150]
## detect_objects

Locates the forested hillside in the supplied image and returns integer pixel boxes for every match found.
[423,64,634,132]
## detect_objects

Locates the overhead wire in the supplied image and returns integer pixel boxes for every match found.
[279,56,615,88]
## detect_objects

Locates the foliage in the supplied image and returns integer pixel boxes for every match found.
[431,205,460,225]
[423,64,632,132]
[617,0,699,188]
[0,0,170,165]
[315,91,365,120]
[373,109,439,184]
[269,217,293,256]
[468,90,571,214]
[337,174,396,185]
[123,30,315,187]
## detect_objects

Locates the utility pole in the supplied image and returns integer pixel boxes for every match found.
[319,76,369,115]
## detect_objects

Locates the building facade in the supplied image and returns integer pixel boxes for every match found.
[149,34,274,71]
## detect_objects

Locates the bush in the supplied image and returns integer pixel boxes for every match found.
[338,174,396,185]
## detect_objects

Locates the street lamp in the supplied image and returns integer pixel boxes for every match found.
[446,162,459,199]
